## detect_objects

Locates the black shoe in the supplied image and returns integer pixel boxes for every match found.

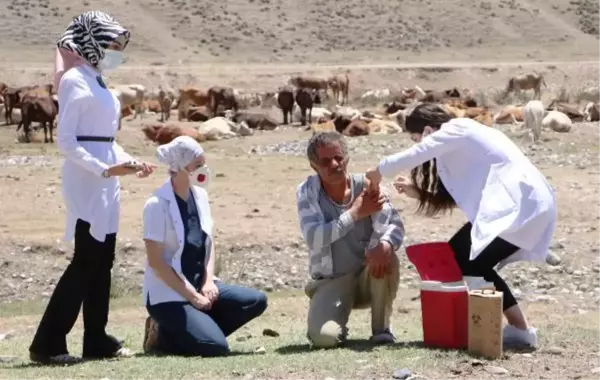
[29,352,81,365]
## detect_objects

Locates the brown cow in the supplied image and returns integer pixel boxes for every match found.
[505,73,547,100]
[187,106,213,122]
[177,86,210,121]
[17,92,58,143]
[277,86,295,125]
[384,101,408,114]
[3,85,36,125]
[342,119,370,137]
[493,105,524,124]
[0,83,6,104]
[145,99,162,113]
[142,124,203,145]
[421,88,461,103]
[327,73,350,105]
[546,100,585,122]
[443,105,493,126]
[288,76,328,91]
[208,86,238,116]
[310,120,336,134]
[295,88,321,126]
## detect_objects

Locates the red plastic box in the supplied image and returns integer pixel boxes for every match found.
[420,280,469,349]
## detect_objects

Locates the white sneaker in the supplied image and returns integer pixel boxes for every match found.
[371,328,396,344]
[503,324,538,348]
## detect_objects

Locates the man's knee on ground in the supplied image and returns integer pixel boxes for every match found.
[307,320,344,348]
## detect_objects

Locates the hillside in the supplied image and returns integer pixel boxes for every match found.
[0,0,597,64]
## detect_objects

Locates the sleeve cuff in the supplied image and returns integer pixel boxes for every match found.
[144,234,165,243]
[339,210,355,229]
[95,162,110,177]
[377,159,393,179]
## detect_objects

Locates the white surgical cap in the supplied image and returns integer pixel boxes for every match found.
[156,136,204,172]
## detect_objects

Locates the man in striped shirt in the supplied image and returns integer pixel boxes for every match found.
[296,132,405,348]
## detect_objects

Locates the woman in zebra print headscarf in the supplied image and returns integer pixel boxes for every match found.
[30,11,156,365]
[54,11,131,88]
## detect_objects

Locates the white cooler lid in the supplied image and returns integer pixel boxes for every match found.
[420,280,468,292]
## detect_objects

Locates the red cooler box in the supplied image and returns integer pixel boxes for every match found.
[419,280,469,349]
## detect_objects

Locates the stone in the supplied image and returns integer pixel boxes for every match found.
[0,331,14,341]
[254,346,266,354]
[0,356,17,363]
[262,328,280,337]
[545,346,564,355]
[392,368,412,379]
[484,366,509,375]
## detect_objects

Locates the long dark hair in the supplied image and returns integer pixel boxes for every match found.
[405,103,457,217]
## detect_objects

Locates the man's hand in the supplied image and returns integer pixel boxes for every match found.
[201,279,219,303]
[349,189,385,221]
[366,241,393,279]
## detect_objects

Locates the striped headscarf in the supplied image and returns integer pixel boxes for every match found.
[57,11,130,68]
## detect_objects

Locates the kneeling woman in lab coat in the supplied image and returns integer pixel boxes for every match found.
[366,103,557,348]
[141,136,268,356]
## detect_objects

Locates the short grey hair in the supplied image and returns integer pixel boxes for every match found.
[306,132,348,164]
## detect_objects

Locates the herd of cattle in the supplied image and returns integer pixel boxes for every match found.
[0,71,598,146]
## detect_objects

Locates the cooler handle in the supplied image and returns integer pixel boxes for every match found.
[471,288,497,295]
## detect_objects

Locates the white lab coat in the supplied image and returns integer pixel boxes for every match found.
[142,179,215,306]
[378,118,557,268]
[57,64,134,243]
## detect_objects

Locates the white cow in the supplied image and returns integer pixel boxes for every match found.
[523,100,545,143]
[333,105,362,120]
[292,107,331,124]
[197,117,253,140]
[360,88,391,102]
[542,110,572,133]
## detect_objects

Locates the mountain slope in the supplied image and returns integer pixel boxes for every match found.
[0,0,597,64]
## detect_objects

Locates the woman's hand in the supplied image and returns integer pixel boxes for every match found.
[201,279,219,303]
[107,161,157,178]
[107,161,144,177]
[135,161,157,178]
[365,167,382,192]
[393,175,420,199]
[191,293,213,311]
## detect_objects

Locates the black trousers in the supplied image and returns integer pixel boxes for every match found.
[29,219,122,358]
[449,222,519,311]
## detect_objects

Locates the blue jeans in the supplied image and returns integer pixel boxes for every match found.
[146,282,268,357]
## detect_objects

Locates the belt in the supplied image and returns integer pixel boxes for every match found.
[76,136,115,142]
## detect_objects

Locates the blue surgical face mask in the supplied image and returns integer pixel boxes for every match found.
[98,49,124,74]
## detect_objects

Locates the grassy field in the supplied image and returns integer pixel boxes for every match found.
[0,290,599,379]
